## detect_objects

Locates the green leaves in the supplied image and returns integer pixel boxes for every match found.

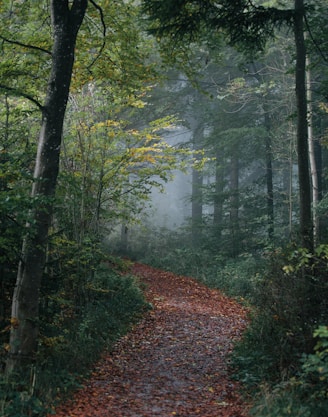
[59,86,194,239]
[142,0,294,53]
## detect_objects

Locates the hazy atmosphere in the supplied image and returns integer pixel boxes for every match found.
[1,1,328,416]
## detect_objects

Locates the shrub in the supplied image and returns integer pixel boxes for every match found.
[1,260,148,417]
[232,246,328,415]
[250,326,328,417]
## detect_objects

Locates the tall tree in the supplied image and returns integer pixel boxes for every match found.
[142,0,314,249]
[6,0,88,373]
[294,0,312,249]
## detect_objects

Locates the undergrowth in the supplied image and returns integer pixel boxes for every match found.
[249,325,328,417]
[130,227,261,300]
[231,246,328,416]
[0,255,148,417]
[122,225,328,416]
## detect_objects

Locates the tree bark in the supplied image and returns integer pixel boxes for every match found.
[229,149,239,257]
[213,150,224,237]
[294,0,313,250]
[264,111,274,241]
[191,164,203,246]
[6,0,87,374]
[191,123,204,246]
[306,57,319,243]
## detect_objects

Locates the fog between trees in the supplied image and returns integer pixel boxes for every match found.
[1,1,328,416]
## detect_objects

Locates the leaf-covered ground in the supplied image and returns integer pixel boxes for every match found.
[49,263,249,417]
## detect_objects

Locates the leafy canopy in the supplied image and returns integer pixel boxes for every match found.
[142,0,295,52]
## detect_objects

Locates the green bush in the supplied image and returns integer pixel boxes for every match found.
[1,260,148,417]
[231,246,328,416]
[232,309,302,387]
[250,326,328,417]
[131,224,262,300]
[200,254,263,298]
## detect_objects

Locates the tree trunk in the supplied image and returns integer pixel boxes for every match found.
[213,150,224,238]
[306,58,319,244]
[6,0,87,374]
[191,125,204,246]
[191,165,203,246]
[294,0,313,250]
[229,149,239,257]
[264,109,274,241]
[251,62,274,241]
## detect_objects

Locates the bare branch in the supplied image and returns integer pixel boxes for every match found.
[88,0,107,71]
[0,34,51,55]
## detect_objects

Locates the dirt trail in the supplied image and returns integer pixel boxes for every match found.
[50,263,249,417]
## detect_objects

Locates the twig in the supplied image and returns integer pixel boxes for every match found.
[88,0,106,71]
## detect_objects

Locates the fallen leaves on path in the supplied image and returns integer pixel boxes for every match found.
[49,263,249,417]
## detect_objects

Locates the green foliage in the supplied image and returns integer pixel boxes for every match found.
[232,310,300,387]
[232,246,324,383]
[124,223,261,299]
[142,0,294,54]
[207,255,262,299]
[58,84,196,244]
[0,373,49,417]
[0,94,39,357]
[249,326,328,417]
[230,245,328,416]
[301,325,328,401]
[0,260,148,417]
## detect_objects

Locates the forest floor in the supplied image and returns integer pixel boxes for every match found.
[49,263,250,417]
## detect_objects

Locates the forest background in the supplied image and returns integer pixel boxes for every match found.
[1,0,328,416]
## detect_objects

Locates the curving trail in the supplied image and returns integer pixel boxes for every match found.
[50,263,249,417]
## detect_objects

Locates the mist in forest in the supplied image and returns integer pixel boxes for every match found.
[147,127,193,229]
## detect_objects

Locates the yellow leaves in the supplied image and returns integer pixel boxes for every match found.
[319,102,328,114]
[282,264,295,274]
[10,317,20,329]
[90,119,120,134]
[127,146,156,166]
[41,336,65,348]
[128,99,146,109]
[140,154,156,164]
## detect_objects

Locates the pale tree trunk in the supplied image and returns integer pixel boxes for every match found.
[191,164,203,246]
[306,58,319,243]
[191,126,204,246]
[287,129,294,238]
[6,0,87,374]
[294,0,313,250]
[264,108,274,241]
[213,150,224,237]
[230,149,239,257]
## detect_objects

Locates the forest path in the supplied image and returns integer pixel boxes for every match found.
[50,263,249,417]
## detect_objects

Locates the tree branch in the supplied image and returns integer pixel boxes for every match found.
[0,35,51,55]
[88,0,107,71]
[0,84,44,111]
[304,13,328,65]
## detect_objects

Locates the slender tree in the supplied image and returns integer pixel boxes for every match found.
[294,0,312,249]
[6,0,88,373]
[142,0,314,249]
